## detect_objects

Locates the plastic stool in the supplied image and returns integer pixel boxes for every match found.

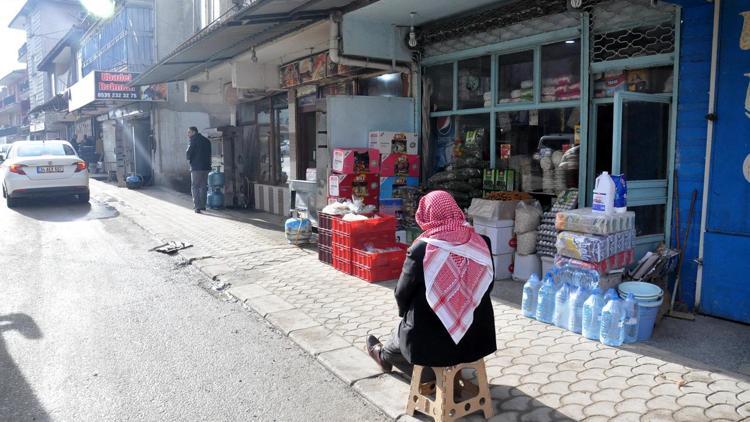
[406,359,493,421]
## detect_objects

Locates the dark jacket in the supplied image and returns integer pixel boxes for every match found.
[186,133,212,171]
[395,237,497,367]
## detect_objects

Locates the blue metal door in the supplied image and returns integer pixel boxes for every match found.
[701,0,750,323]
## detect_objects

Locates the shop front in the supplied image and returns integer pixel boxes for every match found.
[416,0,680,258]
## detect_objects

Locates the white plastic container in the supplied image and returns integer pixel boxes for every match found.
[474,220,515,255]
[592,171,616,214]
[492,253,514,280]
[513,252,541,281]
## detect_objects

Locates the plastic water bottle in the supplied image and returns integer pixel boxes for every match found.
[582,288,604,340]
[521,273,542,319]
[536,273,556,324]
[604,288,618,306]
[600,296,626,347]
[623,293,639,343]
[568,285,589,334]
[553,283,571,330]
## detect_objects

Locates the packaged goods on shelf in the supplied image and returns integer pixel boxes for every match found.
[554,249,635,277]
[482,169,517,192]
[556,230,635,262]
[332,148,380,174]
[368,131,418,155]
[380,176,419,199]
[556,208,635,235]
[380,153,420,177]
[514,200,543,234]
[593,71,627,98]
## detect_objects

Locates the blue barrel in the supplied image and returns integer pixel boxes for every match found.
[208,169,225,189]
[207,190,224,209]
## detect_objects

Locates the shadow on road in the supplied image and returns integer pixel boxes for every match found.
[0,313,49,421]
[9,197,118,222]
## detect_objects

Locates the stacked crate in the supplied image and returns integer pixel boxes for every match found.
[317,212,338,265]
[331,215,397,276]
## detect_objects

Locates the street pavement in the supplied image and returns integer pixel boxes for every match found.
[84,180,750,422]
[0,195,388,421]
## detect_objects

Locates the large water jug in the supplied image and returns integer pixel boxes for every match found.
[592,171,616,214]
[536,273,556,324]
[623,293,639,343]
[582,288,604,340]
[604,288,618,306]
[553,283,571,329]
[600,296,626,347]
[568,285,589,334]
[521,273,542,319]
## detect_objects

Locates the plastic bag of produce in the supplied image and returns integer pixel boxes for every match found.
[514,200,543,234]
[516,231,537,255]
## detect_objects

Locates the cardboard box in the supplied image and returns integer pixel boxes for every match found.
[332,148,380,174]
[328,173,379,205]
[380,176,419,199]
[368,131,418,155]
[493,253,514,280]
[380,153,420,177]
[474,221,515,255]
[379,198,403,218]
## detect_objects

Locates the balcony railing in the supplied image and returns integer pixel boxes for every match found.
[17,43,27,62]
[0,126,19,137]
[2,95,16,107]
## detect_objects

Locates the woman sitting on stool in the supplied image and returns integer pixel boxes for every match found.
[366,190,497,374]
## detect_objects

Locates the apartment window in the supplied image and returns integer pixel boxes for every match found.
[199,0,222,29]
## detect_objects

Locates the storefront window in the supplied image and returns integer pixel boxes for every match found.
[497,50,533,104]
[276,107,290,184]
[237,102,255,125]
[430,113,490,174]
[457,56,491,109]
[495,107,580,194]
[541,40,581,102]
[593,65,673,98]
[425,63,453,112]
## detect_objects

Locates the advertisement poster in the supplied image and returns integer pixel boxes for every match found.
[95,72,139,100]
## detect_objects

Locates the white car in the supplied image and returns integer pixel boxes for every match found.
[1,140,89,208]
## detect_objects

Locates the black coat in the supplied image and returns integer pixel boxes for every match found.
[186,133,212,171]
[395,237,497,367]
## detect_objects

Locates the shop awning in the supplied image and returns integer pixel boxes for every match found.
[29,93,69,115]
[132,0,359,86]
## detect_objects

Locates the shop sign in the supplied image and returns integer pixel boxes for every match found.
[69,71,167,112]
[280,51,355,89]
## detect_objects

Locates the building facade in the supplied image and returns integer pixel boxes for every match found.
[0,70,30,144]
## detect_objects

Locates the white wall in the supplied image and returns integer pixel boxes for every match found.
[153,108,211,191]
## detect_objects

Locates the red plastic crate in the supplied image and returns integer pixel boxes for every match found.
[332,242,352,261]
[318,212,341,231]
[332,230,395,249]
[333,256,352,275]
[318,228,332,248]
[352,263,402,283]
[352,244,407,268]
[332,214,396,237]
[318,245,332,265]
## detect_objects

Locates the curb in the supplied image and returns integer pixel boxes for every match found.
[216,273,415,420]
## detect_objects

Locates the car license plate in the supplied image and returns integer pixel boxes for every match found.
[37,166,64,174]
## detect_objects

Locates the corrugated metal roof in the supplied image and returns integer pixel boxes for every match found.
[133,0,358,85]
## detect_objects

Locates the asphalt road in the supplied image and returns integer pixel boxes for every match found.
[0,195,387,422]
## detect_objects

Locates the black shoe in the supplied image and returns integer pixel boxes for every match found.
[366,335,392,372]
[195,209,201,213]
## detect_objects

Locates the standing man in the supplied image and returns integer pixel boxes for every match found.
[186,126,211,213]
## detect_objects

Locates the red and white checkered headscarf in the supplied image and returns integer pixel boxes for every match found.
[415,191,494,344]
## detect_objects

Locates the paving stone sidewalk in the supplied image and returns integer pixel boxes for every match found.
[94,181,750,422]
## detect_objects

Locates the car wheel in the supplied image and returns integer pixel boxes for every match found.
[78,191,90,204]
[7,195,17,208]
[1,187,5,198]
